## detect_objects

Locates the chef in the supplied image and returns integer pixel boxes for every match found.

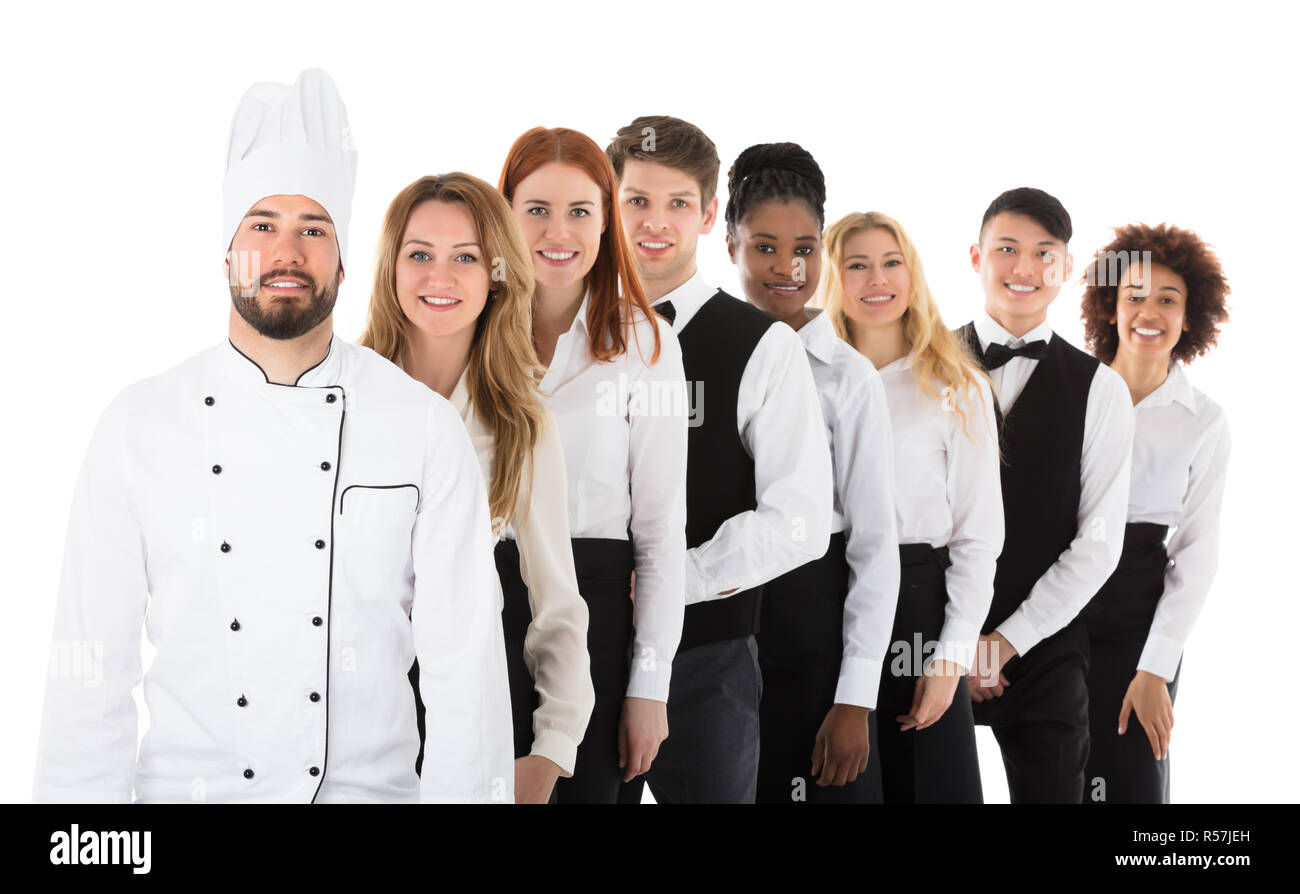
[32,69,514,804]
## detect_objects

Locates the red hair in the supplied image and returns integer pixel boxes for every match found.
[499,126,660,365]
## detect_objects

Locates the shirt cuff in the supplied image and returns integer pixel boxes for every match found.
[529,728,580,778]
[626,657,672,702]
[833,656,882,709]
[1137,632,1183,683]
[684,550,708,606]
[994,611,1042,659]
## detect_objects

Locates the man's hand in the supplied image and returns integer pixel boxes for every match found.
[966,631,1016,702]
[514,755,562,804]
[898,659,963,730]
[618,697,668,782]
[811,703,871,787]
[1119,670,1175,760]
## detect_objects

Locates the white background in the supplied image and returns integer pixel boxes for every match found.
[2,0,1296,803]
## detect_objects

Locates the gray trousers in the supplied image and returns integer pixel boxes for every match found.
[633,635,763,804]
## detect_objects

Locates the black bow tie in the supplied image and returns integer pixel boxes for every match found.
[982,339,1047,370]
[655,300,677,325]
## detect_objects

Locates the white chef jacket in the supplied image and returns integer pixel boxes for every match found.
[797,308,900,708]
[450,369,595,775]
[972,312,1134,656]
[877,352,1004,672]
[1125,363,1231,682]
[33,334,515,804]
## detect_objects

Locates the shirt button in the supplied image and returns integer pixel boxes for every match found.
[237,695,247,707]
[320,461,331,471]
[315,539,326,549]
[212,464,223,475]
[311,616,323,626]
[309,692,320,702]
[220,541,231,553]
[309,766,320,777]
[243,769,254,779]
[230,619,241,631]
[204,396,215,406]
[325,393,337,404]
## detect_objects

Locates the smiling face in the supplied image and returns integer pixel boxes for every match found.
[1114,260,1188,363]
[511,162,605,296]
[394,199,490,343]
[837,227,912,335]
[727,199,821,326]
[970,211,1071,335]
[617,159,717,297]
[226,193,342,340]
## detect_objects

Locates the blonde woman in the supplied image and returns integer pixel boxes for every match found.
[360,173,594,804]
[823,211,1003,802]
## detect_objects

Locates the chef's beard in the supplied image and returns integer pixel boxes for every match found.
[230,268,340,341]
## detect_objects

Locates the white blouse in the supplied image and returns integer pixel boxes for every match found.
[1126,363,1231,682]
[877,351,1004,672]
[509,289,688,703]
[450,370,595,776]
[798,309,900,709]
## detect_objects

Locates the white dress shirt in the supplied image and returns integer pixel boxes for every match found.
[797,308,900,708]
[450,369,595,775]
[1125,363,1231,682]
[877,352,1004,672]
[34,335,515,803]
[651,273,833,607]
[513,289,687,703]
[972,311,1134,656]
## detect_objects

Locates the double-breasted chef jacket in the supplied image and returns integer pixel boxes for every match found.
[33,334,515,803]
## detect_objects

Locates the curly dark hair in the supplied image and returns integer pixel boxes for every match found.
[723,142,825,237]
[1080,222,1230,364]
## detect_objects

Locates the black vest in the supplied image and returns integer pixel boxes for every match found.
[958,322,1099,632]
[675,289,777,650]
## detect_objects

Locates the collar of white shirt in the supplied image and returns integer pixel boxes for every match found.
[220,332,344,389]
[973,310,1054,354]
[1136,362,1200,414]
[879,351,913,375]
[797,306,839,366]
[650,269,717,332]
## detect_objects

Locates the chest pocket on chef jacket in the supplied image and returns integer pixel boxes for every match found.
[338,484,420,600]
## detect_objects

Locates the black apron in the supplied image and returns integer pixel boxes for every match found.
[876,543,983,803]
[498,536,633,804]
[1080,521,1180,804]
[755,532,884,803]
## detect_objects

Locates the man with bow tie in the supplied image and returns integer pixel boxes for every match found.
[957,187,1135,803]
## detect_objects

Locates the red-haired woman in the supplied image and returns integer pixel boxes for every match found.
[1079,223,1231,803]
[499,127,688,804]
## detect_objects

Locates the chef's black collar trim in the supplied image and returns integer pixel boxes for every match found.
[226,337,336,387]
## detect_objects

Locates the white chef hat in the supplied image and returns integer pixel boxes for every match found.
[221,68,358,271]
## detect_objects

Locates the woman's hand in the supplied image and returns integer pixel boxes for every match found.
[812,704,871,787]
[514,755,563,804]
[618,697,668,782]
[1120,670,1175,760]
[898,659,963,731]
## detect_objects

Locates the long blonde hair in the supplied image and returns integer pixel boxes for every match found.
[360,173,549,527]
[820,211,992,440]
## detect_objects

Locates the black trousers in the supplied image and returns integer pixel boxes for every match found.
[1080,522,1179,804]
[754,533,884,804]
[412,537,633,802]
[876,544,983,803]
[971,613,1091,803]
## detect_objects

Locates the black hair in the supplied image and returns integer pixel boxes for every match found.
[979,186,1072,244]
[724,142,826,237]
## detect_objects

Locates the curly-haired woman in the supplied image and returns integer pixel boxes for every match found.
[1078,222,1231,803]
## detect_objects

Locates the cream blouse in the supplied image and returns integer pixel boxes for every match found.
[450,368,595,776]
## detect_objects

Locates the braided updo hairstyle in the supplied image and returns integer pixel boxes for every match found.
[724,142,826,237]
